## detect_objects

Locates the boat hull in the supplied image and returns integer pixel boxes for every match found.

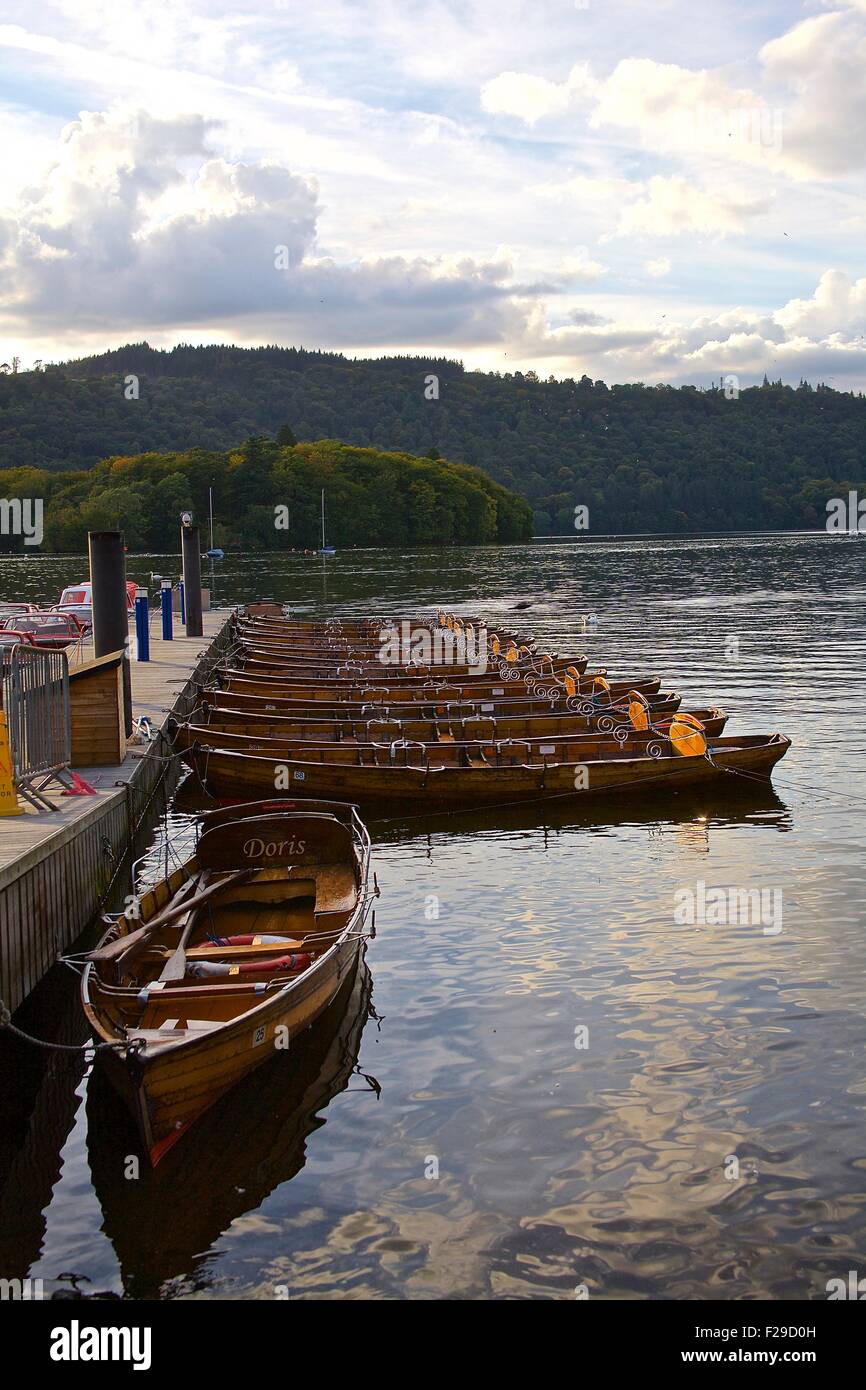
[192,736,791,810]
[93,929,361,1164]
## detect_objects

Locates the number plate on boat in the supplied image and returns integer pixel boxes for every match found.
[481,703,494,712]
[294,770,305,780]
[253,1025,266,1046]
[492,688,505,695]
[539,744,557,754]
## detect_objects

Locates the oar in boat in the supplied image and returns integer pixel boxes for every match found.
[89,870,254,967]
[157,872,212,982]
[88,873,201,966]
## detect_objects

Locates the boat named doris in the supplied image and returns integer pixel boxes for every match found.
[81,799,374,1166]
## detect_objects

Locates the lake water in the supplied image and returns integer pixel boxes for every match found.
[1,534,865,1300]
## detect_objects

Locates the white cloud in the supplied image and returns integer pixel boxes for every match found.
[0,107,525,348]
[773,269,866,339]
[2,5,866,390]
[591,57,785,169]
[559,250,607,281]
[480,63,596,124]
[612,176,773,238]
[532,173,636,204]
[758,11,866,177]
[534,170,772,240]
[490,5,866,181]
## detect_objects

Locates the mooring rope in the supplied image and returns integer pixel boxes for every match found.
[705,752,866,807]
[0,1001,125,1053]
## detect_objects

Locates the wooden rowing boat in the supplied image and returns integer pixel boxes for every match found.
[233,608,511,631]
[213,670,661,702]
[193,687,685,725]
[234,614,415,633]
[229,626,555,662]
[82,799,374,1166]
[175,715,732,766]
[189,733,791,809]
[227,649,582,679]
[232,617,530,649]
[232,621,535,656]
[195,680,670,722]
[172,704,728,755]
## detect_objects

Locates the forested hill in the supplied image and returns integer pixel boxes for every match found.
[1,342,865,533]
[0,438,533,553]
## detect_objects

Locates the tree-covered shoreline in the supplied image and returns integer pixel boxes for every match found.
[1,342,864,533]
[0,437,533,553]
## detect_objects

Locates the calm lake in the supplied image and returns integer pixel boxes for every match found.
[1,533,864,1300]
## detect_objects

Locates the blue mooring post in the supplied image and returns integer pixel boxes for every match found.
[179,579,186,625]
[161,578,173,640]
[134,587,150,661]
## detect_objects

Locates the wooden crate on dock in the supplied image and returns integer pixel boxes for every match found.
[172,588,211,614]
[69,649,126,766]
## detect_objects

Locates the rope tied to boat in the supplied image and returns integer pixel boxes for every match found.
[0,998,126,1053]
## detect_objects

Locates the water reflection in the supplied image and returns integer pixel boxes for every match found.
[86,957,374,1298]
[0,971,89,1279]
[1,535,864,1301]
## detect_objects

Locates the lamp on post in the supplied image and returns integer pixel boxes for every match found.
[180,510,203,638]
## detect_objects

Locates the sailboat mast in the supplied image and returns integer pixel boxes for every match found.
[208,486,215,551]
[321,488,326,549]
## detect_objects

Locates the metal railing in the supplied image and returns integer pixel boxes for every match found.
[1,644,72,810]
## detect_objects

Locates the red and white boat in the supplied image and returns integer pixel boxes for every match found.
[56,580,138,630]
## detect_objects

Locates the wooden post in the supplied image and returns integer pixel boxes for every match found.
[88,530,132,737]
[181,521,203,638]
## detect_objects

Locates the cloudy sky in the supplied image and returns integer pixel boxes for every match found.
[1,0,865,386]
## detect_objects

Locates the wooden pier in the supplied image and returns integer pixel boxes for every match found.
[0,611,232,1015]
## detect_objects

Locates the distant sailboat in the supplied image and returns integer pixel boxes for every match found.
[319,488,336,555]
[206,486,224,559]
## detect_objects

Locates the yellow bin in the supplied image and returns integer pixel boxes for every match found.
[0,710,23,816]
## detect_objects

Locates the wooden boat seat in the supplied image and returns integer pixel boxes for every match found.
[204,875,315,908]
[129,1021,223,1046]
[154,1018,222,1032]
[144,939,305,964]
[314,863,357,917]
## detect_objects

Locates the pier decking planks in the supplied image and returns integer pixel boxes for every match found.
[0,612,231,1015]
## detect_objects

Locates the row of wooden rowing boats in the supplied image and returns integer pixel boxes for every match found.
[175,606,791,809]
[81,604,790,1167]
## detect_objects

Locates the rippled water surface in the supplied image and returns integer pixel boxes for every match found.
[1,535,865,1300]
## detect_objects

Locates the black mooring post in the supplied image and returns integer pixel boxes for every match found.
[88,529,132,737]
[181,522,203,637]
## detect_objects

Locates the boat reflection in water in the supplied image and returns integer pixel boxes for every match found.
[87,954,375,1297]
[366,777,793,850]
